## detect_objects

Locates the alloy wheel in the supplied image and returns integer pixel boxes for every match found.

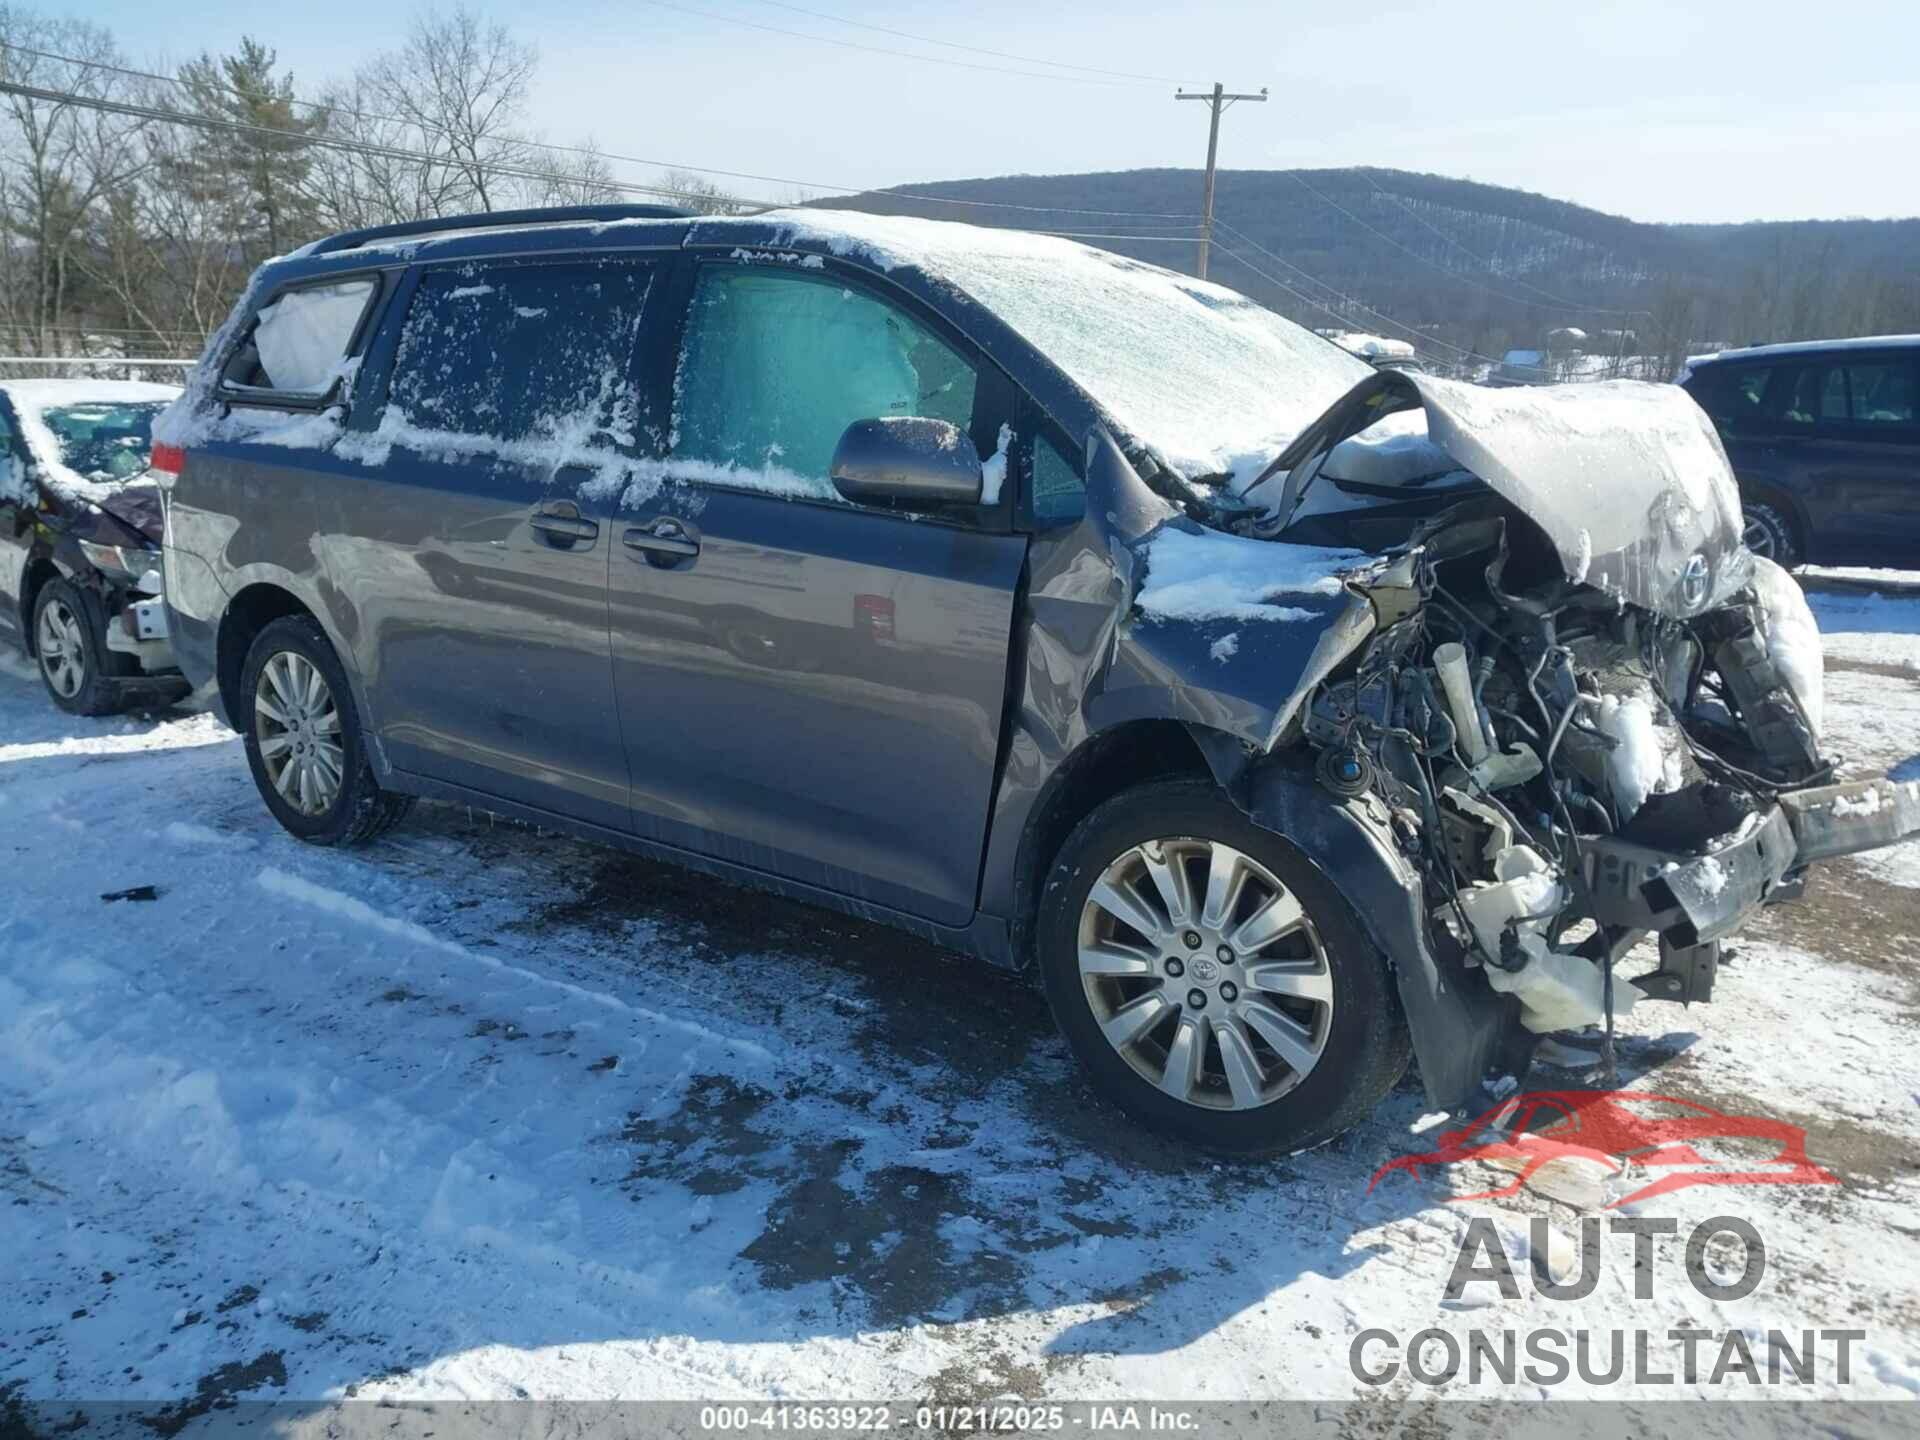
[1742,514,1776,559]
[35,598,88,700]
[255,650,345,817]
[1076,837,1334,1111]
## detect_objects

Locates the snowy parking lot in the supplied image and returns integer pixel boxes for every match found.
[3,579,1918,1429]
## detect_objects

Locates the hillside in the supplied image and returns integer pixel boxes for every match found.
[819,168,1920,373]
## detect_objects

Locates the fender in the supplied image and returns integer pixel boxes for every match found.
[1242,761,1522,1111]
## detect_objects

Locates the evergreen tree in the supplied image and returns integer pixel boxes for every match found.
[171,38,324,259]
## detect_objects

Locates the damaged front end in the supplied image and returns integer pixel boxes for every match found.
[1128,374,1920,1112]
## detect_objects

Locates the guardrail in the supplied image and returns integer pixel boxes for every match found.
[0,356,195,368]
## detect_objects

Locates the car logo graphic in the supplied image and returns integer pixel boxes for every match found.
[1680,552,1711,608]
[1368,1090,1839,1208]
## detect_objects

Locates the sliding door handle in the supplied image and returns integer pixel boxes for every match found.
[530,514,599,540]
[623,518,700,559]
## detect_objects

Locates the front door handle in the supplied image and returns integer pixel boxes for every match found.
[530,501,599,543]
[623,518,700,560]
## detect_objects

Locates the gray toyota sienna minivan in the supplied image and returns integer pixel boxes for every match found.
[154,203,1920,1154]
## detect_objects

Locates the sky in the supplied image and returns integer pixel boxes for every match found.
[67,0,1920,224]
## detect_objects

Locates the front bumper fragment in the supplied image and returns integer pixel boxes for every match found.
[1780,776,1920,863]
[1580,774,1920,949]
[1582,807,1799,947]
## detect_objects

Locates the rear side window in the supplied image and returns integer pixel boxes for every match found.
[1689,364,1773,431]
[227,278,376,396]
[1776,360,1920,434]
[671,267,979,499]
[388,263,651,447]
[1831,361,1916,427]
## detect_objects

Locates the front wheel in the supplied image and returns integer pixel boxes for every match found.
[1036,779,1409,1156]
[33,578,132,716]
[1742,500,1802,569]
[239,615,413,846]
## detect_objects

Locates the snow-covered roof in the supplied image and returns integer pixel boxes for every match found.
[0,377,180,502]
[1690,334,1920,367]
[204,207,1382,490]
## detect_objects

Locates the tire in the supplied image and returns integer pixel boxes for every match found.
[239,615,413,846]
[1035,778,1410,1157]
[33,577,132,716]
[1742,499,1801,570]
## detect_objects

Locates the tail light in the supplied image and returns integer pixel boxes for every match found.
[854,593,895,641]
[148,442,185,479]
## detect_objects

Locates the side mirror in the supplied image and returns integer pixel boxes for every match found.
[830,417,982,507]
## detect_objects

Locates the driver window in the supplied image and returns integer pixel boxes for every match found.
[671,267,979,502]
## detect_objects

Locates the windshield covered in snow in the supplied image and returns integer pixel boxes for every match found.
[752,210,1375,490]
[3,381,181,500]
[39,401,167,485]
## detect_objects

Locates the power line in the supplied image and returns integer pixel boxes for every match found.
[1351,169,1650,317]
[636,0,1159,88]
[1282,170,1649,321]
[741,0,1200,85]
[0,77,797,210]
[1033,231,1203,243]
[1212,246,1490,377]
[1208,244,1441,361]
[0,41,1202,221]
[0,76,1219,259]
[1211,219,1500,364]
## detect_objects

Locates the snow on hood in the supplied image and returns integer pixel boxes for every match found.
[1,378,181,505]
[1402,375,1750,614]
[745,209,1375,489]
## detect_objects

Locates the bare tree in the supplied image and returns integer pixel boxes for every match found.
[0,5,149,356]
[363,6,536,214]
[522,138,621,208]
[661,168,748,216]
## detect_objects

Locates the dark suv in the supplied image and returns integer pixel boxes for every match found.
[1680,336,1920,568]
[155,204,1919,1154]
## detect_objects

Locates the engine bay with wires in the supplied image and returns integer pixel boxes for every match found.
[1294,508,1832,1062]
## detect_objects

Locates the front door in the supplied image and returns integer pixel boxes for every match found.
[609,261,1028,926]
[324,259,658,829]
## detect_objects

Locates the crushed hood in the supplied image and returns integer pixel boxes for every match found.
[1265,372,1752,617]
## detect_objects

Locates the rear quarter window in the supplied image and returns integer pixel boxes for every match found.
[224,278,377,397]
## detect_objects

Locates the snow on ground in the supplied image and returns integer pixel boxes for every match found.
[4,588,1920,1428]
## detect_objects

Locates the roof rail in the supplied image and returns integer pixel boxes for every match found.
[308,203,694,257]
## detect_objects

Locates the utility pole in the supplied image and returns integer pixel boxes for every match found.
[1176,82,1267,280]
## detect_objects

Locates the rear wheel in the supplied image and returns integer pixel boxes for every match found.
[33,578,131,716]
[1035,779,1409,1156]
[1742,500,1802,569]
[240,616,412,846]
